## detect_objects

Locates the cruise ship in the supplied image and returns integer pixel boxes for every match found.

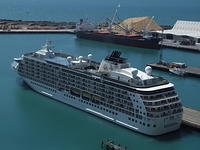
[12,42,183,136]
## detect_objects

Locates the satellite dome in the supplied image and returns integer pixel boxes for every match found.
[88,54,92,59]
[67,56,72,61]
[145,66,152,75]
[78,56,83,60]
[67,56,72,62]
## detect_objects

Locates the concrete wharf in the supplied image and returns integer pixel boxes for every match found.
[182,106,200,129]
[162,39,200,52]
[0,19,76,34]
[0,29,75,34]
[147,62,200,78]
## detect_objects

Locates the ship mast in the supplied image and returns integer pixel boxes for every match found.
[43,40,53,52]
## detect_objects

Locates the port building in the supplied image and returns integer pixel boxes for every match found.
[157,20,200,45]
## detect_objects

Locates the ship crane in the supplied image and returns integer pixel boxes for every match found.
[106,17,139,34]
[108,4,121,32]
[142,16,154,38]
[107,4,141,34]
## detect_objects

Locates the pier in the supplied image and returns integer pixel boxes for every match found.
[182,106,200,129]
[147,62,200,78]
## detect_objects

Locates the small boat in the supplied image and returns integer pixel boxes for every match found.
[169,62,187,76]
[101,140,127,150]
[169,67,187,76]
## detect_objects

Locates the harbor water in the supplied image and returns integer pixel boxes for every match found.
[0,0,200,149]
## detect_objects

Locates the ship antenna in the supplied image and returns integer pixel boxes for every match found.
[109,4,120,33]
[43,40,53,52]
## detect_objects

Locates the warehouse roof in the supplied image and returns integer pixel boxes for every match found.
[158,20,200,38]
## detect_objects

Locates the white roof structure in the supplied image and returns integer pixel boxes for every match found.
[160,20,200,38]
[112,67,153,81]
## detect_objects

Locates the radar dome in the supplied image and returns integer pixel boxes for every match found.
[88,54,92,59]
[67,56,72,63]
[132,69,138,77]
[67,56,72,61]
[67,56,72,66]
[78,56,83,60]
[145,66,152,75]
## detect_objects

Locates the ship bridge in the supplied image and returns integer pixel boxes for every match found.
[97,51,169,88]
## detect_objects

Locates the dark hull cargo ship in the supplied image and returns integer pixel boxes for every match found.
[76,31,161,49]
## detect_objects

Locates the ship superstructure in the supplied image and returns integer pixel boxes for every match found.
[12,42,182,135]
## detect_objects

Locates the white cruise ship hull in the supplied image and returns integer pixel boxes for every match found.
[24,77,182,136]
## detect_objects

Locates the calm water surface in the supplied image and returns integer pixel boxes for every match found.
[0,0,200,149]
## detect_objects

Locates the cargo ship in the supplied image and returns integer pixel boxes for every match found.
[76,30,161,49]
[76,7,162,49]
